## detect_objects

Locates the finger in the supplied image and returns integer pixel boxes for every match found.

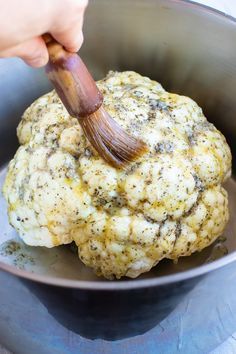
[51,27,84,53]
[50,0,88,52]
[0,36,49,67]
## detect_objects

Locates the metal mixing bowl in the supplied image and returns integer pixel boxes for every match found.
[0,0,236,341]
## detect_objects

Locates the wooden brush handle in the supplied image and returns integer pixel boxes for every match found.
[43,34,103,117]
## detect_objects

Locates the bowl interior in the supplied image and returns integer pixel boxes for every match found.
[0,0,236,286]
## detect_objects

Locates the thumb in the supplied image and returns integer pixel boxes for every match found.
[0,36,49,68]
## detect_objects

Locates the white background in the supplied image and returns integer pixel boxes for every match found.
[196,0,236,16]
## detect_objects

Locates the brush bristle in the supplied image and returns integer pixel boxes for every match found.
[80,106,148,168]
[43,40,147,167]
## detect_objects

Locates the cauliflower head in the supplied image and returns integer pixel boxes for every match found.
[3,71,231,279]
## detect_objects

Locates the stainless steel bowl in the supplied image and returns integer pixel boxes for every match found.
[0,0,236,341]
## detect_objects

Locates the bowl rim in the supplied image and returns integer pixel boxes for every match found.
[0,247,236,290]
[1,0,236,290]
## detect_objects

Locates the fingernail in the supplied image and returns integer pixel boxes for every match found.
[27,55,49,68]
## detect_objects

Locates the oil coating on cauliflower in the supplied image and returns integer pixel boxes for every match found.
[3,71,231,279]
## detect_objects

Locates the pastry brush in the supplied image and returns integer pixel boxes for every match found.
[43,34,147,168]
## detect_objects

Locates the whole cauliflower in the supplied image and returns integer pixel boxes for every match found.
[3,71,231,279]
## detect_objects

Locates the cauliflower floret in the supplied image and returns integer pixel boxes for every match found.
[3,71,231,279]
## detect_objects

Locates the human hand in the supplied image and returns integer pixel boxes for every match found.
[0,0,88,67]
